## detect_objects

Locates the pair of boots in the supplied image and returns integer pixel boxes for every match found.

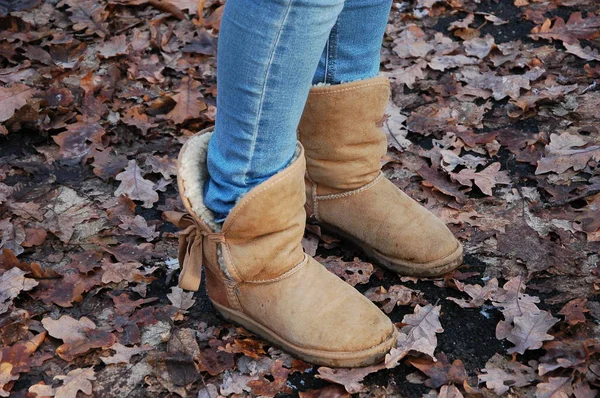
[173,77,462,367]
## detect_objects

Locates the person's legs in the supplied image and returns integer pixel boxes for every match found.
[205,0,344,222]
[312,0,392,85]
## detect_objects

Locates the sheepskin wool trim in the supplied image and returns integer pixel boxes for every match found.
[178,131,221,232]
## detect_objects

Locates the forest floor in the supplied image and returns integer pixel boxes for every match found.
[1,0,599,397]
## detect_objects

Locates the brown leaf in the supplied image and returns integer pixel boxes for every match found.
[563,42,600,61]
[463,35,495,59]
[478,353,537,395]
[0,332,46,396]
[299,385,349,398]
[53,120,105,160]
[316,256,374,286]
[114,160,159,208]
[530,13,600,45]
[365,285,422,313]
[118,215,159,241]
[101,343,152,365]
[451,162,511,196]
[438,384,464,398]
[0,83,35,123]
[447,278,498,308]
[558,298,589,325]
[121,107,158,135]
[167,76,207,124]
[59,0,108,37]
[407,353,467,388]
[0,267,38,314]
[29,367,96,398]
[91,148,128,181]
[223,338,266,359]
[506,311,559,354]
[457,66,545,100]
[166,286,195,311]
[101,260,144,284]
[109,292,158,315]
[247,360,292,397]
[197,342,235,376]
[392,25,433,59]
[536,133,600,175]
[97,34,128,58]
[316,364,384,394]
[535,376,573,398]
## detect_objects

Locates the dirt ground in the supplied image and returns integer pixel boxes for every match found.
[1,0,599,397]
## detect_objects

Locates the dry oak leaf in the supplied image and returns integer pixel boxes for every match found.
[0,83,35,123]
[317,363,384,394]
[536,133,600,175]
[167,76,207,124]
[166,286,195,311]
[563,42,600,61]
[58,0,108,37]
[478,353,537,395]
[438,384,464,398]
[0,332,46,397]
[29,367,96,398]
[365,285,420,313]
[0,0,41,16]
[384,59,427,89]
[101,343,152,365]
[317,256,374,286]
[97,34,128,58]
[118,215,159,241]
[121,107,158,135]
[392,25,434,59]
[42,315,95,343]
[0,267,38,315]
[407,353,467,388]
[247,360,292,397]
[52,120,105,160]
[101,260,144,284]
[456,66,545,100]
[451,162,510,196]
[506,311,559,354]
[386,304,444,368]
[447,278,498,308]
[530,12,600,45]
[535,376,573,398]
[558,298,589,325]
[114,160,159,208]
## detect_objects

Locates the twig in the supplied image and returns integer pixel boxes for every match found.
[148,0,186,20]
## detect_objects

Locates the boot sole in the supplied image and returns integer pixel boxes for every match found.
[318,221,463,277]
[212,300,398,368]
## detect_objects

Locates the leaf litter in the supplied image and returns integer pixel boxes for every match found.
[0,0,599,396]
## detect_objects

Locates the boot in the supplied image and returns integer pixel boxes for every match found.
[171,129,397,367]
[298,77,463,277]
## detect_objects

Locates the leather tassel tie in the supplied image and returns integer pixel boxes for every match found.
[166,211,225,291]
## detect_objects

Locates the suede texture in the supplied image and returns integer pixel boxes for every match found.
[298,78,389,194]
[299,77,462,273]
[175,131,396,366]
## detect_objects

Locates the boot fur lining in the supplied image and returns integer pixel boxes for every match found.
[178,131,221,232]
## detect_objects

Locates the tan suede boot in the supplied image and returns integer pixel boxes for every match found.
[170,129,397,367]
[298,77,463,277]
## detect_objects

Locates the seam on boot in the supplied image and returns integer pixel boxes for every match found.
[308,81,389,96]
[317,173,384,201]
[245,254,308,284]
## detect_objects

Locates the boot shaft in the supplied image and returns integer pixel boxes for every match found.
[298,77,390,194]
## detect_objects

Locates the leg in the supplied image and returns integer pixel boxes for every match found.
[312,0,393,85]
[205,0,345,222]
[175,0,398,366]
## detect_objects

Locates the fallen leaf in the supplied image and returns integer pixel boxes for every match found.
[438,384,464,398]
[166,286,195,311]
[316,364,384,394]
[535,376,573,398]
[365,285,422,313]
[30,367,96,398]
[167,76,207,124]
[101,343,152,365]
[407,353,467,388]
[0,84,35,123]
[114,160,159,208]
[558,298,589,325]
[530,13,600,45]
[451,162,511,196]
[506,311,559,354]
[316,256,374,286]
[478,353,537,395]
[0,267,38,315]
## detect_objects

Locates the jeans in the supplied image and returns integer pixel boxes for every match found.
[205,0,392,222]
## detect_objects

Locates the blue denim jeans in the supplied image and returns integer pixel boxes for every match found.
[205,0,392,222]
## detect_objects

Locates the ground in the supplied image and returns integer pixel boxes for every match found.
[0,0,599,397]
